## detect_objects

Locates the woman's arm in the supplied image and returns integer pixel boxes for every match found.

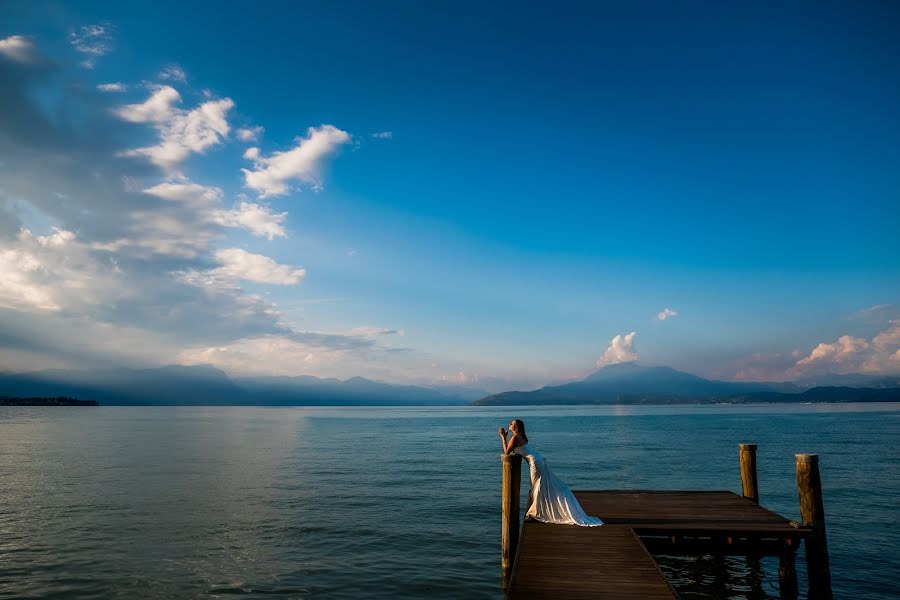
[504,434,523,454]
[497,427,507,451]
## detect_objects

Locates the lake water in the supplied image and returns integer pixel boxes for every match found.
[0,404,897,599]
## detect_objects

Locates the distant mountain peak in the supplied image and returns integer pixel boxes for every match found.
[583,362,695,382]
[343,376,377,385]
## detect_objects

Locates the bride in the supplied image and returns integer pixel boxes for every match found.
[498,419,603,527]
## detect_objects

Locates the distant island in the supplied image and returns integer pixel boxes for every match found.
[0,396,99,406]
[472,363,900,405]
[0,362,897,406]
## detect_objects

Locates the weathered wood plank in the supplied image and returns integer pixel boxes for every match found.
[509,524,678,599]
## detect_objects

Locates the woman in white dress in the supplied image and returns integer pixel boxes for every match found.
[498,419,603,527]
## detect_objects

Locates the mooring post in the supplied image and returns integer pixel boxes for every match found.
[796,453,832,599]
[778,539,799,600]
[500,453,522,580]
[739,443,759,504]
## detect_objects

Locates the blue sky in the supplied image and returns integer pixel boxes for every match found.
[1,1,898,389]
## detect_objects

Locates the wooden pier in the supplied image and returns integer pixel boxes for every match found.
[502,446,832,599]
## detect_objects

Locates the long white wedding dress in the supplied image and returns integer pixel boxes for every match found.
[512,443,604,526]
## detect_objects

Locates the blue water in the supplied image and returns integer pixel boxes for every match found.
[0,404,897,599]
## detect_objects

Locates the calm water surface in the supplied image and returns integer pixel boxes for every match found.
[0,404,898,599]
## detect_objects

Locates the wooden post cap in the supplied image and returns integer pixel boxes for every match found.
[500,454,522,462]
[739,443,757,450]
[795,454,819,463]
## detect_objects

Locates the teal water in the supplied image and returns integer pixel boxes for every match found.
[0,404,897,599]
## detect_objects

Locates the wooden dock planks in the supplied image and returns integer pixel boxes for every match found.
[575,490,804,534]
[507,490,811,599]
[508,524,678,599]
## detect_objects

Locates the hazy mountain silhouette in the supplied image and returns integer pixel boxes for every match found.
[234,374,480,405]
[0,366,473,406]
[792,372,900,389]
[2,362,896,406]
[472,362,898,405]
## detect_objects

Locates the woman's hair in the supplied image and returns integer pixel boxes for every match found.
[510,419,528,443]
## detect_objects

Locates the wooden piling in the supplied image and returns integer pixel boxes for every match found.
[796,453,832,599]
[778,540,799,600]
[739,443,759,504]
[500,453,522,578]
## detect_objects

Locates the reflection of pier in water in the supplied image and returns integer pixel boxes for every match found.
[501,445,832,599]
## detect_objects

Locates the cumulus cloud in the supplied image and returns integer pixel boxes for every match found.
[596,332,638,367]
[236,126,264,142]
[212,202,287,240]
[204,248,305,285]
[242,125,351,197]
[114,86,234,171]
[792,321,900,376]
[658,307,678,321]
[0,228,128,313]
[143,181,223,207]
[143,183,287,239]
[873,322,900,351]
[68,24,113,68]
[0,35,40,64]
[795,335,869,370]
[115,86,180,123]
[97,82,127,92]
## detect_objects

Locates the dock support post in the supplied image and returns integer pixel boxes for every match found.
[739,443,759,504]
[796,454,832,600]
[501,453,522,580]
[778,540,799,600]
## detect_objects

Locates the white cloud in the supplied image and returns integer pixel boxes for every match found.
[115,85,181,123]
[0,228,126,312]
[0,35,40,64]
[371,131,393,139]
[658,307,678,321]
[236,126,264,142]
[69,24,113,68]
[596,331,638,367]
[212,202,287,240]
[792,320,900,375]
[176,333,352,376]
[242,125,351,197]
[207,248,305,285]
[873,320,900,351]
[176,325,405,378]
[97,82,127,92]
[143,181,223,207]
[795,335,869,370]
[114,86,234,171]
[143,183,287,239]
[117,209,220,258]
[159,64,187,82]
[0,48,321,373]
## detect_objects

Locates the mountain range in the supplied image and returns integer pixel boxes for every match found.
[472,362,900,405]
[0,365,482,406]
[0,362,898,406]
